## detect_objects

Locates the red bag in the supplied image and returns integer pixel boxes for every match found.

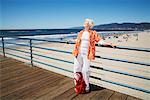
[74,72,86,94]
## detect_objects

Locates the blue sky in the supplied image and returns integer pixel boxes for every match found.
[1,0,150,29]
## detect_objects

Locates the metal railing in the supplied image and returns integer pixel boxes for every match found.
[0,36,150,98]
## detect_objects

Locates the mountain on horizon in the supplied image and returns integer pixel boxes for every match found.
[71,22,150,31]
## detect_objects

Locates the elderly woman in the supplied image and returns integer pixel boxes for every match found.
[73,19,115,93]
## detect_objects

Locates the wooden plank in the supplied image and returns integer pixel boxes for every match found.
[27,77,71,100]
[1,62,25,71]
[36,77,74,100]
[72,84,106,100]
[1,65,40,81]
[90,78,150,100]
[1,68,43,88]
[1,63,27,74]
[1,70,52,97]
[2,73,63,100]
[109,92,128,100]
[1,58,22,68]
[126,96,142,100]
[0,56,10,61]
[90,89,114,100]
[51,87,77,100]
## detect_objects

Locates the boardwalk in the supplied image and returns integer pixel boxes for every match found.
[0,55,141,100]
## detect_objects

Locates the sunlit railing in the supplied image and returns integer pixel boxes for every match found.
[0,36,150,100]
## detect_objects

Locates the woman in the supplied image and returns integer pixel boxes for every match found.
[73,19,115,93]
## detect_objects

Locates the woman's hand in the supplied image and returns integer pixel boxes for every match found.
[99,40,116,48]
[110,43,116,48]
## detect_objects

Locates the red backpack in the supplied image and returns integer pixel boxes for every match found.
[74,72,86,94]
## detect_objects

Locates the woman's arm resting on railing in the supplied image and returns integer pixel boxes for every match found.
[97,39,116,48]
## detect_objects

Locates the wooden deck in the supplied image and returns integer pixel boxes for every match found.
[0,55,141,100]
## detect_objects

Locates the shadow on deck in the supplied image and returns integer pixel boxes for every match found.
[0,55,141,100]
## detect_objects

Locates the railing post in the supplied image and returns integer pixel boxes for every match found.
[2,37,5,57]
[29,39,33,66]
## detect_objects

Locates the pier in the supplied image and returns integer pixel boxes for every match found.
[0,36,150,100]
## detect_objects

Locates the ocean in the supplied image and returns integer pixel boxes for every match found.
[0,29,140,47]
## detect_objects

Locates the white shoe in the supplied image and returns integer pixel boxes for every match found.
[85,87,90,93]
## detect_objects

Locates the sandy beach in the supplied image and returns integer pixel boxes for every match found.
[103,31,150,48]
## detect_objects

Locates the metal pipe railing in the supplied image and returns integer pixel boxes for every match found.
[2,37,5,57]
[1,37,150,66]
[1,37,149,79]
[16,37,150,52]
[29,39,33,66]
[1,36,150,96]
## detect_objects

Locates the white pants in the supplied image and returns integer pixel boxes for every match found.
[74,53,91,90]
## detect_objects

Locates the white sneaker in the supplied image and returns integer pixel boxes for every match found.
[85,86,89,91]
[85,87,90,93]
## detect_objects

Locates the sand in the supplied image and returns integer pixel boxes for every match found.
[103,31,150,48]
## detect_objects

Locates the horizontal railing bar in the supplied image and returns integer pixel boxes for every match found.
[13,38,71,44]
[32,51,150,80]
[95,56,150,66]
[32,45,150,66]
[3,41,30,47]
[4,47,30,54]
[36,51,150,80]
[13,37,150,52]
[15,37,66,42]
[116,45,150,52]
[97,50,150,59]
[97,44,150,52]
[33,59,73,73]
[32,45,149,66]
[3,37,149,52]
[91,65,150,80]
[90,76,150,94]
[1,43,148,66]
[4,52,31,61]
[32,45,72,54]
[33,53,73,64]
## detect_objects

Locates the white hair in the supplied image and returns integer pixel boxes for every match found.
[85,18,94,28]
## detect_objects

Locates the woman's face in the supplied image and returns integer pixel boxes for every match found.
[84,21,90,29]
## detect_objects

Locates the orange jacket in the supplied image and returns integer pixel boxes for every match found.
[72,29,101,60]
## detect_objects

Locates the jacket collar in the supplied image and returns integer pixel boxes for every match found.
[81,29,93,34]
